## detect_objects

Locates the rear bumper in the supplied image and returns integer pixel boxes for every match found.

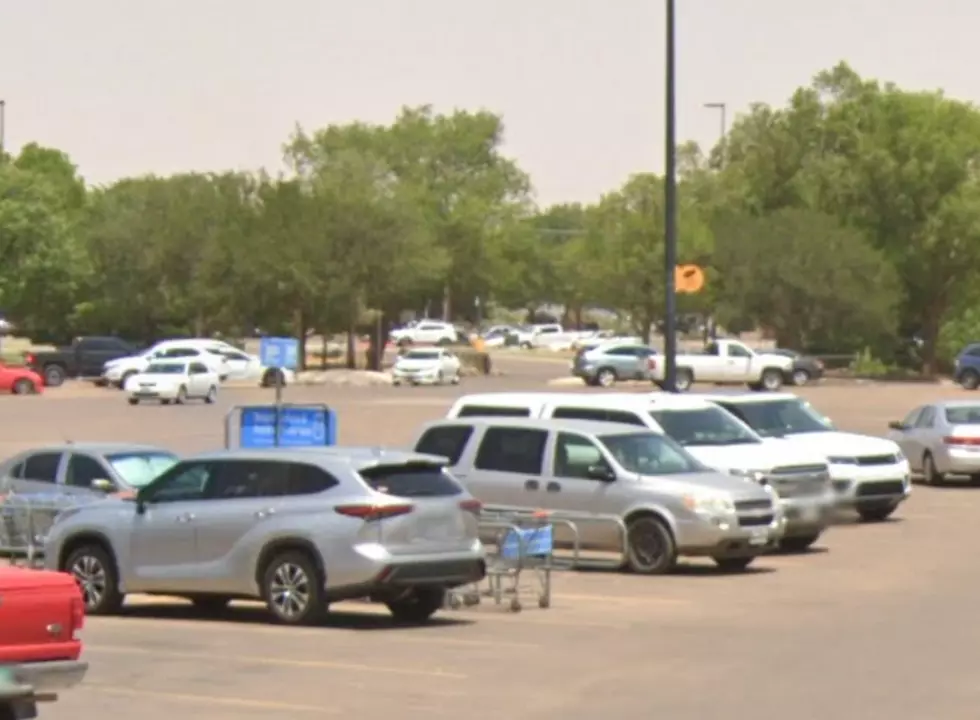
[8,659,87,696]
[326,558,486,602]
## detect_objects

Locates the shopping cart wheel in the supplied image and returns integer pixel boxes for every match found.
[509,598,522,612]
[538,597,550,609]
[447,593,463,610]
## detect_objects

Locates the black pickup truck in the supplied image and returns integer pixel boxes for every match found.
[24,336,138,387]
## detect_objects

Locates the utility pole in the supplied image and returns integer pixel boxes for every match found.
[0,100,6,161]
[662,0,678,392]
[703,101,727,165]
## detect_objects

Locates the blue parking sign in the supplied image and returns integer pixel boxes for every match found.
[259,337,299,370]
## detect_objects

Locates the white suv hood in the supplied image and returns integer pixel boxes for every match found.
[684,441,826,473]
[763,431,900,458]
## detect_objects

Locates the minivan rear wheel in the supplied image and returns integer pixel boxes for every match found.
[261,551,326,625]
[385,587,445,624]
[624,515,677,574]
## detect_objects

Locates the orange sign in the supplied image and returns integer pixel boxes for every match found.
[675,264,705,294]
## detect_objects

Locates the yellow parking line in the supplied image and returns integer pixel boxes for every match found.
[86,644,466,679]
[83,683,333,713]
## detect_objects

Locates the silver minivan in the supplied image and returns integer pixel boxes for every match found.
[412,417,784,575]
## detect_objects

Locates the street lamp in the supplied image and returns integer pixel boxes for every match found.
[703,101,727,165]
[662,0,678,392]
[0,100,6,160]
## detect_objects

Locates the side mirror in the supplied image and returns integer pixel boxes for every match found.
[91,478,115,493]
[888,421,904,431]
[586,464,616,482]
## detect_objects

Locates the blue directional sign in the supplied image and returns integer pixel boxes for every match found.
[259,337,300,370]
[239,405,336,448]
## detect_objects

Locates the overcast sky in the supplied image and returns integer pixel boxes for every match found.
[1,0,972,205]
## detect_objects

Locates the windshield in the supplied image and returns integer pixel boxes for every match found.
[107,452,179,488]
[945,406,980,425]
[403,350,440,360]
[145,362,186,374]
[717,399,832,437]
[650,407,760,446]
[599,432,705,475]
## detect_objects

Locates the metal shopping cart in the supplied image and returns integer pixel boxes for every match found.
[0,492,81,567]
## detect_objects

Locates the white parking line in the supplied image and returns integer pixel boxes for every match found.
[80,683,334,714]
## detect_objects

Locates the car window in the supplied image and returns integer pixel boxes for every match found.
[651,407,760,446]
[944,405,980,425]
[143,461,213,503]
[106,452,178,488]
[966,345,980,358]
[6,461,24,479]
[599,432,704,475]
[727,344,752,358]
[418,323,440,331]
[703,343,719,356]
[474,428,546,475]
[204,460,290,499]
[553,433,610,479]
[284,463,339,495]
[222,351,250,361]
[552,406,646,426]
[415,425,474,465]
[189,362,208,374]
[162,348,199,358]
[456,405,531,418]
[359,463,462,497]
[900,407,922,427]
[22,453,61,483]
[65,454,113,489]
[915,407,936,429]
[605,346,639,357]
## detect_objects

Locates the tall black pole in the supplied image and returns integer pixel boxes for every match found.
[663,0,678,392]
[0,100,6,161]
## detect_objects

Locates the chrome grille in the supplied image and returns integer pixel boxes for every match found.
[735,499,773,512]
[856,454,898,466]
[770,464,827,475]
[765,465,830,498]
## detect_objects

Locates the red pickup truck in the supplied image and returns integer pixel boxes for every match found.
[0,566,87,719]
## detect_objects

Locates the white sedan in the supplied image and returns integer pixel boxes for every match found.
[392,348,461,386]
[125,360,221,405]
[213,347,296,386]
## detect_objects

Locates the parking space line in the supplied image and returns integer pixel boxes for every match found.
[556,593,690,606]
[81,683,334,713]
[86,644,467,678]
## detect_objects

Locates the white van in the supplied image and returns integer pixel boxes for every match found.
[446,392,834,550]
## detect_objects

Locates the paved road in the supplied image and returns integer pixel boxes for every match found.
[11,369,980,720]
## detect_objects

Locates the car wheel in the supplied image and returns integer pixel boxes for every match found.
[385,587,446,624]
[437,337,452,346]
[674,369,694,392]
[11,379,34,395]
[119,371,136,390]
[65,544,124,615]
[161,399,171,405]
[713,556,756,572]
[520,342,532,350]
[188,595,231,614]
[43,365,66,387]
[857,503,898,522]
[436,370,444,385]
[960,370,980,390]
[624,514,677,574]
[779,534,820,553]
[127,397,139,406]
[204,386,217,404]
[760,368,784,391]
[261,551,326,626]
[451,371,461,385]
[791,368,811,386]
[596,367,616,388]
[175,385,187,404]
[922,452,943,486]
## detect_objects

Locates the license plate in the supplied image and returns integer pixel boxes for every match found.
[420,520,455,540]
[748,529,769,545]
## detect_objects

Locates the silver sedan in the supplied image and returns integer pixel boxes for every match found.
[887,401,980,484]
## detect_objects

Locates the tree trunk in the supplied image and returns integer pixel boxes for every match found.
[345,307,357,370]
[295,308,308,372]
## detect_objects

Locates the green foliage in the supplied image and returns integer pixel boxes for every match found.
[849,348,891,378]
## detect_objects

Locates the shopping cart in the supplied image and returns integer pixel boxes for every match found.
[479,512,555,612]
[0,493,81,567]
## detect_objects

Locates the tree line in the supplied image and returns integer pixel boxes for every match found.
[2,62,979,373]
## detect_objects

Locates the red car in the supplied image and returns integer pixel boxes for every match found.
[0,364,43,395]
[0,566,87,719]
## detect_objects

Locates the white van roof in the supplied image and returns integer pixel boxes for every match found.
[447,391,717,416]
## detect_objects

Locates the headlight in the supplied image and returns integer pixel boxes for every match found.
[729,468,767,483]
[683,494,736,515]
[827,456,858,465]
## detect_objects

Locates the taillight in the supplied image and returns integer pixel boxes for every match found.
[335,503,413,520]
[648,357,657,370]
[70,595,85,637]
[459,498,482,514]
[25,353,35,365]
[944,436,980,446]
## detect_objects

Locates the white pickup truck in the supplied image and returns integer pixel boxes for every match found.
[650,339,794,392]
[517,324,595,351]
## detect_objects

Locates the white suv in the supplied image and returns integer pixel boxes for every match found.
[390,321,457,346]
[101,339,236,388]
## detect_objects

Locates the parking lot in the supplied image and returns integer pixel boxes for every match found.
[12,355,980,720]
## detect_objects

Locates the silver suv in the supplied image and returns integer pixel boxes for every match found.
[413,418,784,574]
[44,447,486,625]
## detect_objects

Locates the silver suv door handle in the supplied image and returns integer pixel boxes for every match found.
[255,508,276,519]
[176,513,195,523]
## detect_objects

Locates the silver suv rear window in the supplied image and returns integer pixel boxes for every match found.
[359,463,463,498]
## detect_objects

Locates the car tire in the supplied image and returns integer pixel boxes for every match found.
[624,514,677,574]
[11,379,34,395]
[713,556,756,572]
[779,534,820,553]
[596,367,616,388]
[175,385,187,404]
[922,452,943,486]
[43,365,66,388]
[64,544,124,615]
[960,369,980,390]
[760,368,784,391]
[127,397,139,405]
[119,371,136,390]
[674,369,694,392]
[857,503,898,522]
[161,399,171,405]
[204,386,217,404]
[520,342,532,350]
[436,370,444,385]
[261,551,327,626]
[791,368,811,386]
[385,587,446,624]
[451,371,461,385]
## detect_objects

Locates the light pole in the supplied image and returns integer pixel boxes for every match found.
[703,101,727,165]
[662,0,678,392]
[0,100,6,160]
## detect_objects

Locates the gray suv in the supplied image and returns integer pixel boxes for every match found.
[413,418,784,574]
[44,447,486,625]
